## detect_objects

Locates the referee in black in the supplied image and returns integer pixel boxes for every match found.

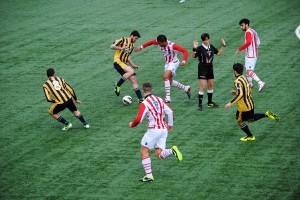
[192,33,226,111]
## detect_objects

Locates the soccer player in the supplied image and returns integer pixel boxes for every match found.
[192,33,226,111]
[129,83,182,182]
[224,63,279,141]
[135,35,191,103]
[111,30,144,103]
[237,18,266,92]
[43,68,89,131]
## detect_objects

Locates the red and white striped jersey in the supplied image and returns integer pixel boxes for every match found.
[238,28,260,58]
[130,95,173,129]
[141,40,188,64]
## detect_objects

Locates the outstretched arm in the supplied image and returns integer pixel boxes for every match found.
[135,40,158,52]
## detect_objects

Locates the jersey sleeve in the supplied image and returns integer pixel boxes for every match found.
[238,32,252,51]
[230,81,243,105]
[63,80,78,100]
[112,37,124,47]
[141,40,158,48]
[130,103,147,127]
[173,44,188,61]
[211,44,219,55]
[163,103,173,126]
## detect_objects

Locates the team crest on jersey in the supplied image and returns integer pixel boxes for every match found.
[206,50,213,63]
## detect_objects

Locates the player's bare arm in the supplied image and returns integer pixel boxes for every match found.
[217,38,226,56]
[128,57,139,69]
[134,46,142,52]
[191,40,198,58]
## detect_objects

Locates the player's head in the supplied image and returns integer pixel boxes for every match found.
[201,33,210,45]
[239,18,250,31]
[47,68,55,77]
[130,30,141,43]
[142,82,152,94]
[233,63,244,76]
[157,35,168,47]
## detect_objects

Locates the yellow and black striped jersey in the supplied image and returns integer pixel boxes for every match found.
[43,76,77,104]
[112,37,134,64]
[230,75,254,111]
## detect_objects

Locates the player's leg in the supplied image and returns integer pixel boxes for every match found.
[49,103,72,131]
[245,57,265,92]
[113,62,135,96]
[163,69,173,103]
[169,62,191,98]
[207,69,218,107]
[66,99,89,128]
[140,129,159,182]
[237,110,255,141]
[198,79,206,111]
[128,75,143,103]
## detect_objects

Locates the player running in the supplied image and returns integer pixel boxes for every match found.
[135,35,190,103]
[129,83,182,182]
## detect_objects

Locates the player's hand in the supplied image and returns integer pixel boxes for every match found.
[180,61,186,66]
[221,38,226,47]
[193,40,198,48]
[236,49,241,54]
[132,64,139,69]
[167,125,173,132]
[230,90,236,95]
[75,99,81,104]
[129,122,133,127]
[134,46,142,52]
[224,102,231,109]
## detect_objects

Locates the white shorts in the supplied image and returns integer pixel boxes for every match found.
[245,57,257,71]
[164,60,180,76]
[141,128,168,150]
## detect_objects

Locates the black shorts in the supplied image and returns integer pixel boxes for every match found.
[236,109,254,122]
[198,67,214,80]
[49,98,77,115]
[113,62,136,76]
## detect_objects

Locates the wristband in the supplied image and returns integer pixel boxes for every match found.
[140,45,143,49]
[192,48,197,51]
[222,44,226,47]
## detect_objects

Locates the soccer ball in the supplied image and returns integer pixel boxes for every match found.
[122,95,132,105]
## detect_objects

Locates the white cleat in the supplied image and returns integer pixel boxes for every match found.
[179,0,186,2]
[62,123,72,131]
[84,124,90,129]
[258,81,266,92]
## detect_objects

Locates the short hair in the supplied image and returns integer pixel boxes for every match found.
[47,68,55,77]
[239,18,250,25]
[130,30,141,38]
[157,35,167,43]
[142,82,152,93]
[201,33,210,41]
[233,63,244,74]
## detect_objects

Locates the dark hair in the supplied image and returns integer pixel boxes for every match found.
[130,30,141,38]
[142,82,152,92]
[201,33,210,41]
[233,63,244,74]
[47,68,55,77]
[157,35,167,43]
[239,18,250,25]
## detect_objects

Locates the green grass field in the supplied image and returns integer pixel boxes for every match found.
[1,0,300,199]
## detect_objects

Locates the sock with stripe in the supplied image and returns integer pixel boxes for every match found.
[117,76,127,87]
[172,80,187,91]
[159,149,173,159]
[240,123,253,137]
[142,155,153,178]
[207,89,213,104]
[254,113,267,121]
[57,116,69,125]
[248,71,261,83]
[76,114,88,125]
[198,91,204,106]
[164,79,171,100]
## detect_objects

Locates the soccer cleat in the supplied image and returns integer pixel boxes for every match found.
[198,105,203,111]
[139,98,144,104]
[172,146,183,161]
[179,0,186,2]
[62,123,72,131]
[258,81,266,92]
[140,175,154,182]
[240,136,256,142]
[164,98,171,103]
[266,111,279,121]
[186,86,191,99]
[114,83,121,96]
[84,124,90,129]
[208,102,219,108]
